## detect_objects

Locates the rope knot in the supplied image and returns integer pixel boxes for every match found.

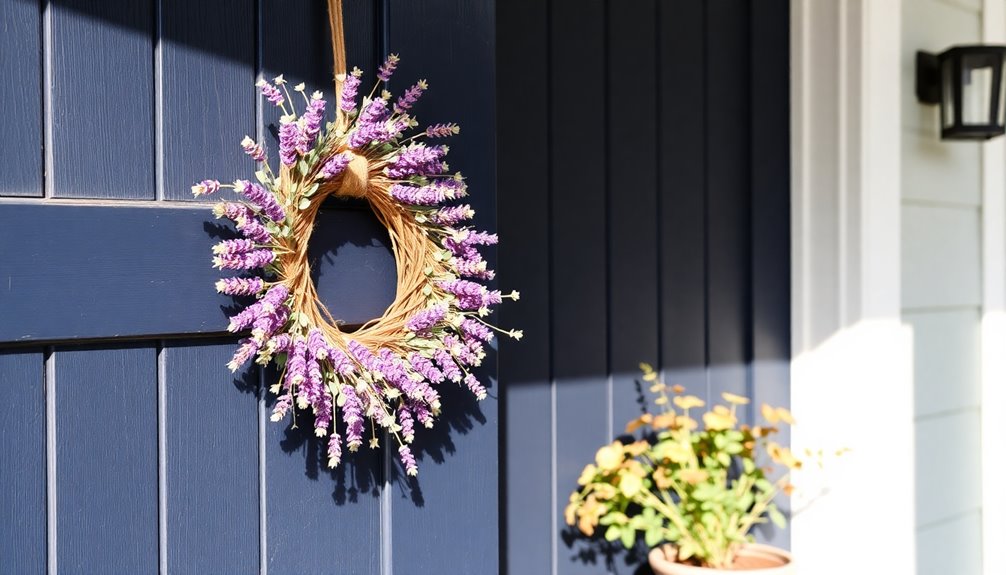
[335,153,370,198]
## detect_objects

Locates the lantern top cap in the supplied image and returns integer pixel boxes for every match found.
[934,44,1006,59]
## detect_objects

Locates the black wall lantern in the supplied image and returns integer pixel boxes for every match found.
[917,45,1006,140]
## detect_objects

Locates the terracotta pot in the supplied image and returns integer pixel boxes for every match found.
[648,544,794,574]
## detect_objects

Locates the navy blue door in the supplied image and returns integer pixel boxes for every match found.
[0,1,496,573]
[498,1,791,573]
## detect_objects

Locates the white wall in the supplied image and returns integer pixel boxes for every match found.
[901,1,985,573]
[791,2,917,573]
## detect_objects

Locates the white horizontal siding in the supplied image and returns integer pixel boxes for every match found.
[902,130,981,206]
[917,511,983,575]
[901,0,984,573]
[914,409,983,526]
[902,204,981,309]
[904,309,981,418]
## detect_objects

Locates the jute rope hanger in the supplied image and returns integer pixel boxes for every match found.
[276,0,449,352]
[327,0,349,124]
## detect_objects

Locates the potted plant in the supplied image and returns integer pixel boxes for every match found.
[564,363,800,573]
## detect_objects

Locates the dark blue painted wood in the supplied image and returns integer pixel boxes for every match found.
[165,340,259,574]
[0,204,394,343]
[259,0,379,150]
[51,0,155,199]
[750,0,792,396]
[608,0,659,435]
[498,1,791,572]
[56,345,158,574]
[658,0,709,397]
[0,349,46,574]
[387,1,500,573]
[498,0,552,571]
[161,0,256,201]
[264,374,382,575]
[310,200,397,327]
[750,0,791,549]
[0,0,42,197]
[549,0,609,573]
[705,0,752,405]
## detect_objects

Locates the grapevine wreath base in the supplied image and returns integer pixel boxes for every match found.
[194,55,520,476]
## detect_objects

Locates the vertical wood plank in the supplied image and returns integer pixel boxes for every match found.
[263,380,382,574]
[51,0,155,199]
[750,0,791,548]
[658,0,708,401]
[386,1,500,573]
[0,349,46,574]
[497,0,552,571]
[0,0,43,197]
[259,4,384,570]
[550,0,608,572]
[608,0,660,433]
[749,0,791,411]
[164,341,259,574]
[705,0,752,404]
[161,0,255,200]
[56,345,158,574]
[260,0,378,142]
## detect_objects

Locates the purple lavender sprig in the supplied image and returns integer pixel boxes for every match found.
[284,338,308,392]
[191,179,221,197]
[327,431,343,468]
[211,203,274,245]
[460,318,494,343]
[398,405,416,443]
[251,305,289,344]
[236,216,273,245]
[399,444,418,476]
[341,385,366,451]
[234,180,285,223]
[320,152,352,179]
[390,179,465,206]
[340,67,363,112]
[405,305,447,334]
[349,122,394,149]
[425,123,460,138]
[329,346,357,376]
[307,328,328,360]
[410,353,445,384]
[240,136,266,162]
[278,119,300,167]
[215,276,264,296]
[429,205,475,226]
[213,249,275,270]
[464,373,488,401]
[227,338,261,372]
[298,93,326,154]
[212,238,256,256]
[271,392,293,422]
[358,97,390,126]
[394,80,427,114]
[257,79,285,107]
[434,349,463,383]
[378,54,401,82]
[385,144,449,178]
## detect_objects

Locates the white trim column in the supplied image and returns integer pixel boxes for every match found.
[982,3,1006,574]
[790,1,915,573]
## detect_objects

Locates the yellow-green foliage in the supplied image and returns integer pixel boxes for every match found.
[565,363,801,569]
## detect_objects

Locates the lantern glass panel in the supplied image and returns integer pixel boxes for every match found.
[942,57,955,128]
[961,53,996,125]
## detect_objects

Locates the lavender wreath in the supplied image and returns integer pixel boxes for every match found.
[193,55,520,476]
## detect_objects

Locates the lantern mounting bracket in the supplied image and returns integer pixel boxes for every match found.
[916,51,940,105]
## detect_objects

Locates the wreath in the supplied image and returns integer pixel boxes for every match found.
[193,42,519,476]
